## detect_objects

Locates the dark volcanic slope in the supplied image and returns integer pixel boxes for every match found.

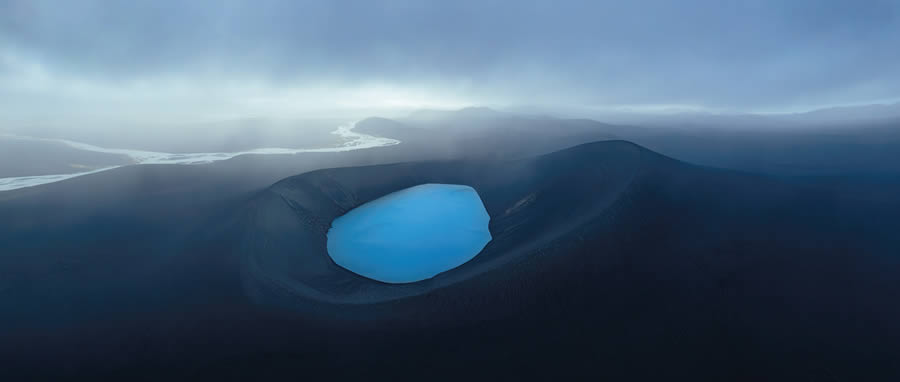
[238,141,900,379]
[242,140,642,306]
[3,141,900,380]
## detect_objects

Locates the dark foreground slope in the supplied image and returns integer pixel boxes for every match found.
[2,141,900,380]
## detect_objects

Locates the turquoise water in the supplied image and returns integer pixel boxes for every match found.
[326,184,492,283]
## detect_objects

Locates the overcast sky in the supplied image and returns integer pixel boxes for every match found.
[2,0,899,126]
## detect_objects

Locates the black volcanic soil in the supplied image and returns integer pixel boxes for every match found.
[2,139,900,380]
[241,141,643,306]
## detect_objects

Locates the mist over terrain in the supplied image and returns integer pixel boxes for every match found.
[2,1,900,380]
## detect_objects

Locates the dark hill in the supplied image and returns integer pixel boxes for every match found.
[237,140,900,379]
[2,140,899,380]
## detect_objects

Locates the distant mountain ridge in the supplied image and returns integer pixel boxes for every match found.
[405,106,508,122]
[779,101,900,123]
[369,106,900,176]
[500,101,900,127]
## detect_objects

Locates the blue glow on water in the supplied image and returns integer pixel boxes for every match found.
[326,183,492,283]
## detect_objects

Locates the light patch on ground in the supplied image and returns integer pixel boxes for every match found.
[0,122,400,191]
